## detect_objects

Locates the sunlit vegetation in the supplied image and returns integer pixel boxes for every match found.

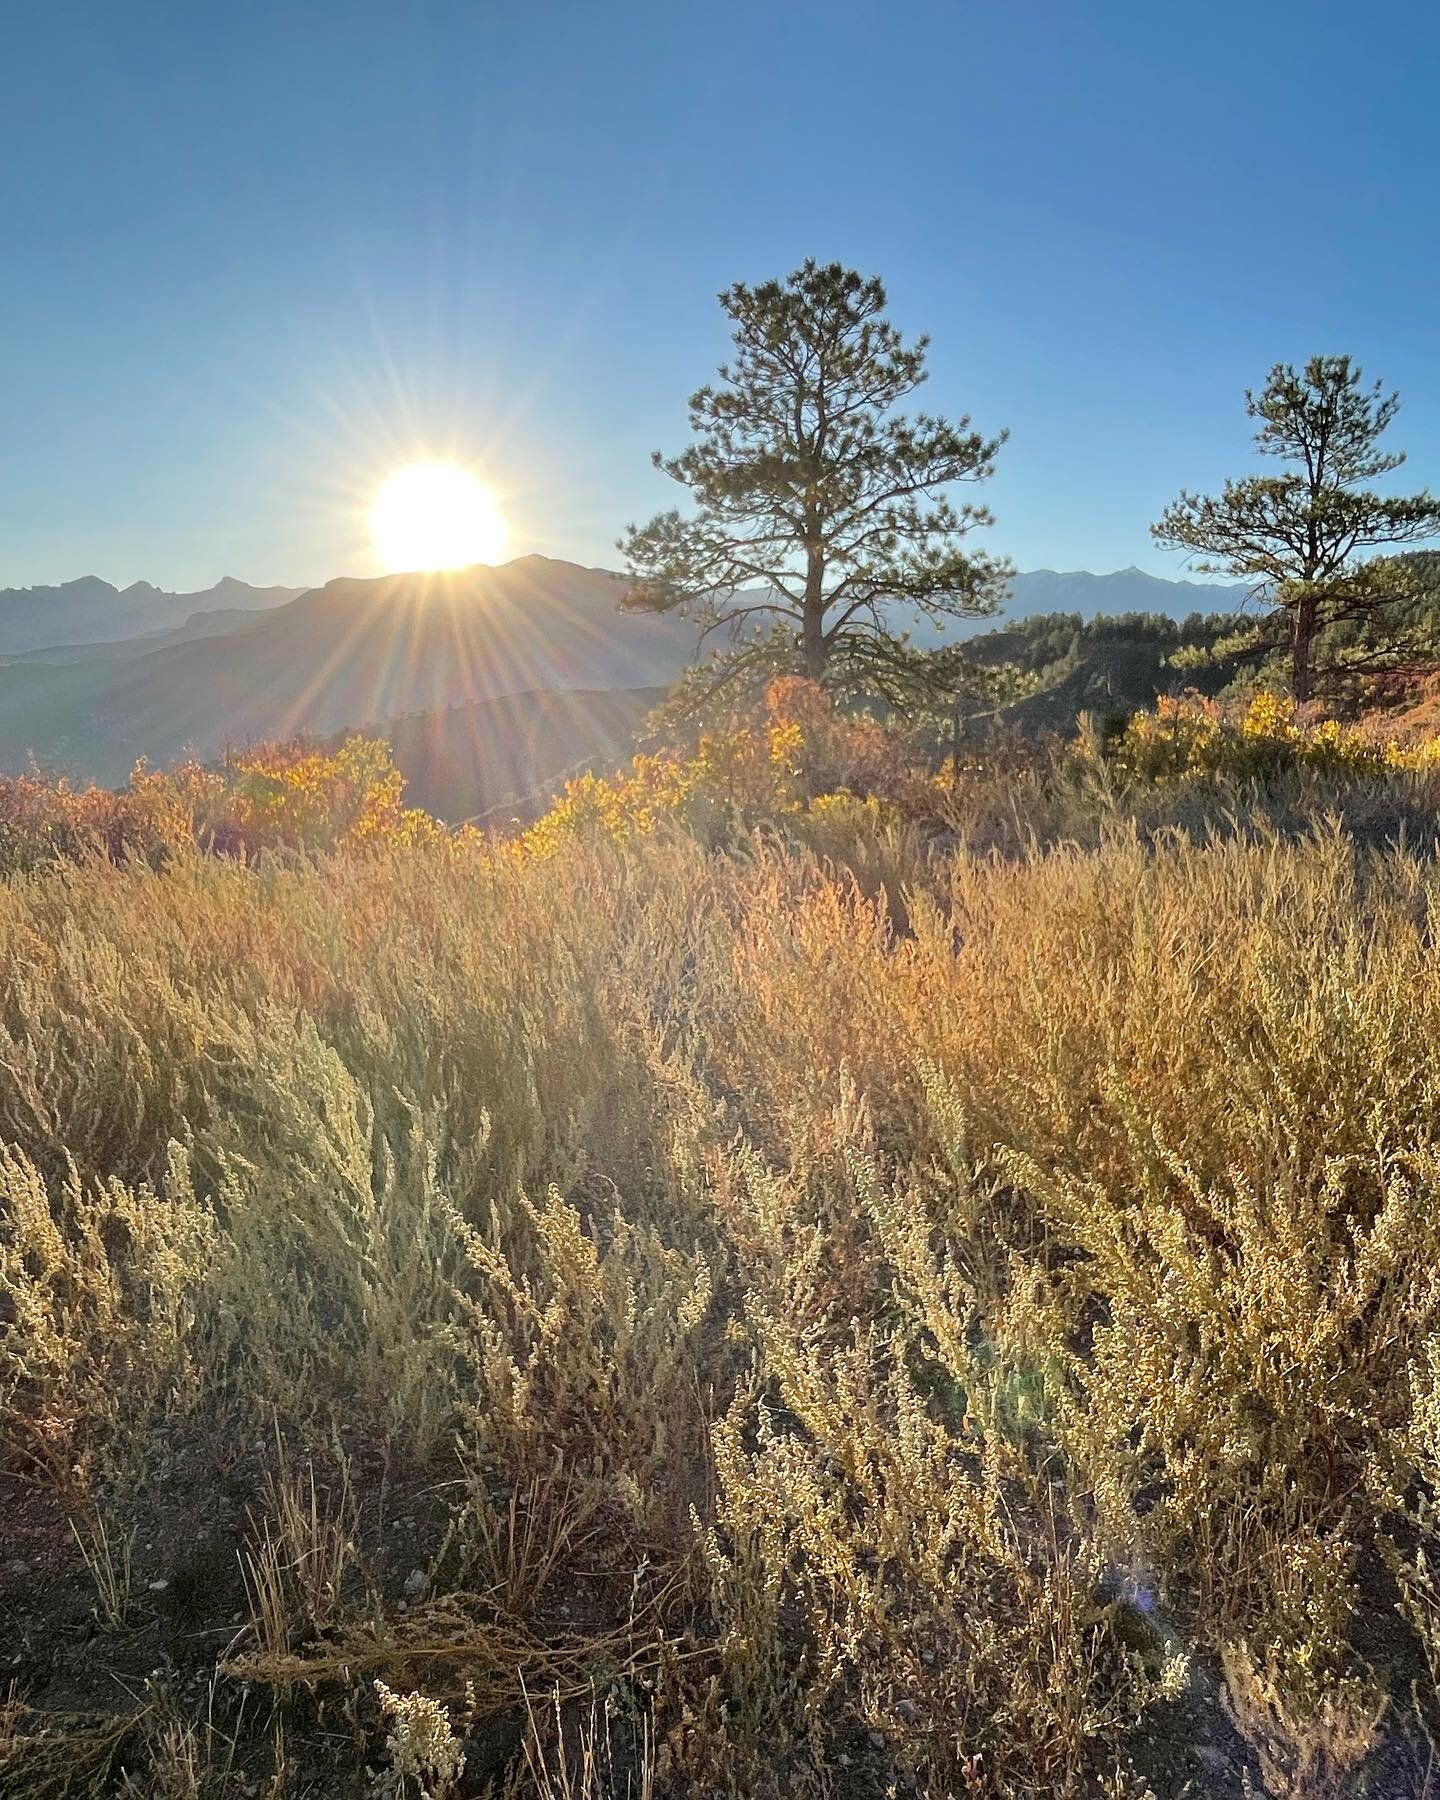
[1108,691,1440,783]
[0,734,441,875]
[11,692,1440,1793]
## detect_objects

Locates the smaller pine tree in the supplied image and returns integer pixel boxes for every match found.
[1152,356,1440,701]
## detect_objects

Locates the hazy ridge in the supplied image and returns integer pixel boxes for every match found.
[0,558,1246,790]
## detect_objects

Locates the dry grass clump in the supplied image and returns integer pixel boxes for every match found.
[0,1141,214,1489]
[1219,1642,1385,1800]
[518,1684,656,1800]
[0,1695,151,1799]
[11,756,1440,1790]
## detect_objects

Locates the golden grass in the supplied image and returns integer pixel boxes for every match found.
[8,796,1440,1791]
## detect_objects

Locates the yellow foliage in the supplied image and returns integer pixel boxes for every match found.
[1107,690,1440,783]
[519,678,924,859]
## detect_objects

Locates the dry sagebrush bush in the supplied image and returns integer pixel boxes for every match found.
[9,806,1440,1791]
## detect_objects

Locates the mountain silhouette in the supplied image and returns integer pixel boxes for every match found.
[0,576,304,655]
[0,557,701,782]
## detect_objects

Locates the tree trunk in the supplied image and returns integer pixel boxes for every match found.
[1291,591,1318,704]
[951,694,963,790]
[802,610,826,679]
[802,542,827,680]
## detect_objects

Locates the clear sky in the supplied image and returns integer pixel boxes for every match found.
[4,0,1438,592]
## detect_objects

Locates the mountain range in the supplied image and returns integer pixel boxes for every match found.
[0,576,305,655]
[0,558,700,785]
[998,566,1248,628]
[0,558,1248,801]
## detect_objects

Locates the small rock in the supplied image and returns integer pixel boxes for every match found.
[895,1699,921,1724]
[148,1579,170,1593]
[868,1729,886,1751]
[837,1752,852,1768]
[402,1568,428,1599]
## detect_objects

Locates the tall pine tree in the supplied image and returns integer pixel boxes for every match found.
[620,261,1011,697]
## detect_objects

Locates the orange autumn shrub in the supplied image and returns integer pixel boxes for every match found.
[0,764,197,875]
[0,736,439,871]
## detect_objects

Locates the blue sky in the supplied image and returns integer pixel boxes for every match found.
[3,0,1438,591]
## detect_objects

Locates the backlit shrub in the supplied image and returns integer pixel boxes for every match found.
[13,702,1440,1790]
[0,735,440,870]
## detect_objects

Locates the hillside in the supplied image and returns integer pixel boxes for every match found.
[0,575,303,654]
[376,684,664,822]
[0,557,701,782]
[958,608,1244,731]
[0,561,1264,785]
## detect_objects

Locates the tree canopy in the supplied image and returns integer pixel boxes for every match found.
[619,261,1011,700]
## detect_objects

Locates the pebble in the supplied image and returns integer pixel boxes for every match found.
[868,1729,886,1751]
[402,1568,428,1599]
[895,1699,921,1724]
[148,1579,170,1593]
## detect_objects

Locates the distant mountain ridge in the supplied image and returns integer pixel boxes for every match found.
[0,575,305,655]
[0,556,701,783]
[0,561,1245,660]
[1007,565,1249,620]
[931,566,1250,640]
[0,556,1251,787]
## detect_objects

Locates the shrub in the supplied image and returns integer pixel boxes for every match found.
[12,712,1440,1791]
[1104,690,1440,784]
[0,735,440,872]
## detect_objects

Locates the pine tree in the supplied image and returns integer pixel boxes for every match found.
[619,261,1011,697]
[1152,356,1440,701]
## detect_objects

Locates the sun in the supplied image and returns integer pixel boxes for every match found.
[371,462,506,573]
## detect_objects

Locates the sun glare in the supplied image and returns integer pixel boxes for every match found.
[371,462,505,573]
